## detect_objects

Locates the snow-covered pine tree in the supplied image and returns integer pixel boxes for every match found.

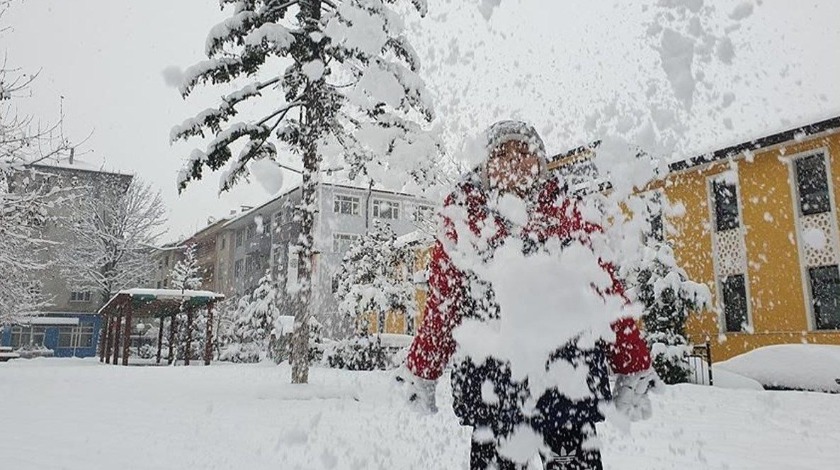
[334,220,417,336]
[172,0,435,383]
[221,270,281,363]
[171,244,203,291]
[621,197,711,384]
[169,244,205,363]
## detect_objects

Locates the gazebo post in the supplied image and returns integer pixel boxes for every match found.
[99,315,110,362]
[122,300,133,366]
[185,306,193,366]
[204,302,214,366]
[168,313,177,365]
[112,314,122,365]
[156,317,164,365]
[104,315,113,364]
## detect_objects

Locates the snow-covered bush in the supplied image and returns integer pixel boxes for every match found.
[220,272,280,363]
[323,335,390,371]
[137,344,157,360]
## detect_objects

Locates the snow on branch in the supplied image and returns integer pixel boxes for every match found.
[170,78,281,143]
[205,10,262,56]
[179,57,246,98]
[243,22,296,52]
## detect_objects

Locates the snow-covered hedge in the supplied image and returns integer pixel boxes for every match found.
[322,335,407,371]
[716,345,840,393]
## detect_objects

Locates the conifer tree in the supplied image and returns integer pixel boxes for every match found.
[172,0,435,383]
[169,244,205,363]
[621,199,711,384]
[222,270,281,363]
[334,220,417,335]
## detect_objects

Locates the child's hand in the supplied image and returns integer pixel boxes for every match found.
[612,368,662,421]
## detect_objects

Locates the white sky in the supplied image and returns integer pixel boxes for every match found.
[4,0,840,240]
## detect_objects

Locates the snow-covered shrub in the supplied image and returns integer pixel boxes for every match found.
[323,335,397,371]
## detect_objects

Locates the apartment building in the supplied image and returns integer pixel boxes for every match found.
[215,182,433,337]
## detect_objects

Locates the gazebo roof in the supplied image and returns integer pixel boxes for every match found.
[98,289,225,318]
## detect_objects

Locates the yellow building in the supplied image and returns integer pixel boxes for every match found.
[551,116,840,361]
[379,116,840,362]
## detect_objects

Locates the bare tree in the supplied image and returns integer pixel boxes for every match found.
[59,178,167,305]
[0,0,77,323]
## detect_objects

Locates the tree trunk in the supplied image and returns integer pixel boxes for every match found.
[185,308,193,366]
[290,0,324,385]
[290,144,317,384]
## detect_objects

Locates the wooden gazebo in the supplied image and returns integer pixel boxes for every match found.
[98,289,225,366]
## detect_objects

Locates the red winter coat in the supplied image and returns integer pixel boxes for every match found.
[406,177,651,382]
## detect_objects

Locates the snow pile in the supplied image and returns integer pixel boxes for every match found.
[716,344,840,393]
[711,366,764,391]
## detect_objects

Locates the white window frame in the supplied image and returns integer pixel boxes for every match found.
[373,199,400,220]
[784,147,840,331]
[333,194,360,216]
[10,325,46,348]
[706,169,753,333]
[58,324,94,349]
[411,204,435,223]
[332,233,360,253]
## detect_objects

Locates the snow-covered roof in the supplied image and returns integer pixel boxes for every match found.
[21,316,81,326]
[30,155,132,177]
[98,289,226,317]
[377,333,414,348]
[395,230,433,248]
[119,288,225,300]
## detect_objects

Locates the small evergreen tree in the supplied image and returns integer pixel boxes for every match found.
[221,270,281,363]
[334,220,417,336]
[170,244,203,291]
[621,199,711,384]
[169,244,206,363]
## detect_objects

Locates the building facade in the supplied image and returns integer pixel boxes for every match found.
[1,159,133,357]
[215,182,433,337]
[550,116,840,361]
[665,116,840,360]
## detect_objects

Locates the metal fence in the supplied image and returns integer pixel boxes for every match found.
[687,341,714,386]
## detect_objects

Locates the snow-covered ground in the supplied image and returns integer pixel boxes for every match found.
[1,359,839,470]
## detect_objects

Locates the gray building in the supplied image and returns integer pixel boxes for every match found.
[1,158,133,357]
[216,182,433,337]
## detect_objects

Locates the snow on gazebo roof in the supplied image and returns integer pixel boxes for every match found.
[119,288,224,300]
[98,289,225,318]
